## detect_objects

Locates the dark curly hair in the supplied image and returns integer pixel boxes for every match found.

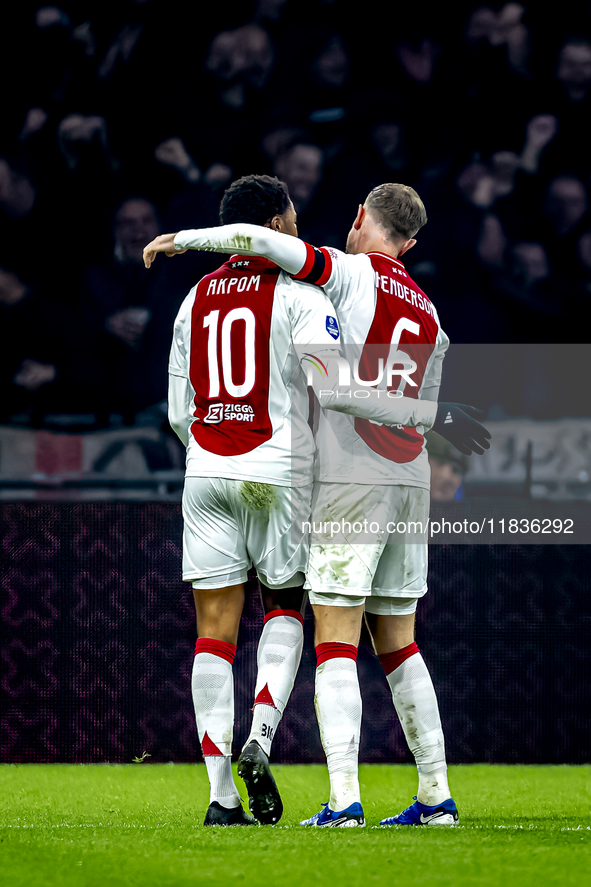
[219,174,291,225]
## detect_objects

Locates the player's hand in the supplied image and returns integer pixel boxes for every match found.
[433,403,491,456]
[143,233,185,268]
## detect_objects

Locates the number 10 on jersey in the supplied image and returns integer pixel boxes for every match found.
[203,308,256,399]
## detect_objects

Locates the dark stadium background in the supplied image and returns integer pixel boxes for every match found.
[1,1,590,765]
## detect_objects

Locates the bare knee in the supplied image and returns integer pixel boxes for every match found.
[366,611,416,656]
[193,584,245,645]
[313,603,365,646]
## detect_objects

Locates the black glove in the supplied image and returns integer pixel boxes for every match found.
[433,403,491,456]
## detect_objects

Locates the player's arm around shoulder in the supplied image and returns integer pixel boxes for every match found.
[161,224,309,275]
[143,233,186,268]
[298,246,370,312]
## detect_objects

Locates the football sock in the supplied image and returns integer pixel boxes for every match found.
[192,638,241,809]
[204,756,240,809]
[245,609,304,757]
[380,642,450,806]
[315,642,362,811]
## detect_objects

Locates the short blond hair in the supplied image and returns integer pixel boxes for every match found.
[365,183,427,241]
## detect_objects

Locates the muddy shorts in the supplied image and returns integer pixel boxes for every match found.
[182,476,312,589]
[306,482,429,608]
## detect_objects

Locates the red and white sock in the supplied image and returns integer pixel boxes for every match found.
[192,638,240,809]
[380,642,450,806]
[315,642,361,811]
[245,609,304,757]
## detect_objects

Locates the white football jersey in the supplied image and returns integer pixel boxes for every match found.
[168,256,341,487]
[292,246,449,488]
[174,228,448,489]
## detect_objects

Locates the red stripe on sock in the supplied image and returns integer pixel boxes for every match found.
[253,682,277,709]
[316,642,358,667]
[201,731,224,757]
[379,641,420,676]
[194,638,237,664]
[263,608,304,626]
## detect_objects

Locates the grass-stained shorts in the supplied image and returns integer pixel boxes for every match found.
[306,482,429,614]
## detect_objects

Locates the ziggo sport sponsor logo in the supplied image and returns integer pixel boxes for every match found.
[204,402,255,424]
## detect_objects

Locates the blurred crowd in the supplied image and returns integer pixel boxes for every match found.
[1,0,590,427]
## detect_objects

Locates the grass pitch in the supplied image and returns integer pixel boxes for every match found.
[1,764,589,887]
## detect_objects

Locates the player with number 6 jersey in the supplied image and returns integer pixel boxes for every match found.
[294,242,447,489]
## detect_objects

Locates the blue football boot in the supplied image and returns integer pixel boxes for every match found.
[300,801,365,827]
[380,797,459,826]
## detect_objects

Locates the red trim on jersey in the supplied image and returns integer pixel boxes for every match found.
[316,247,333,285]
[195,638,237,665]
[292,242,317,279]
[367,250,406,269]
[291,244,333,286]
[316,642,358,667]
[253,683,277,708]
[379,642,420,676]
[201,731,224,757]
[263,608,304,626]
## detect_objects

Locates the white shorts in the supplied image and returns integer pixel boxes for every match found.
[306,482,429,606]
[307,592,418,616]
[182,476,313,589]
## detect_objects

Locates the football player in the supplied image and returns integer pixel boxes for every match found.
[156,177,481,825]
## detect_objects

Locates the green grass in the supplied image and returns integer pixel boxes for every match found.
[1,764,590,887]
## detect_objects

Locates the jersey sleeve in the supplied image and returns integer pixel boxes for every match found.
[286,278,436,430]
[168,290,194,377]
[167,291,195,446]
[285,277,343,348]
[292,245,368,312]
[420,315,450,403]
[168,373,192,447]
